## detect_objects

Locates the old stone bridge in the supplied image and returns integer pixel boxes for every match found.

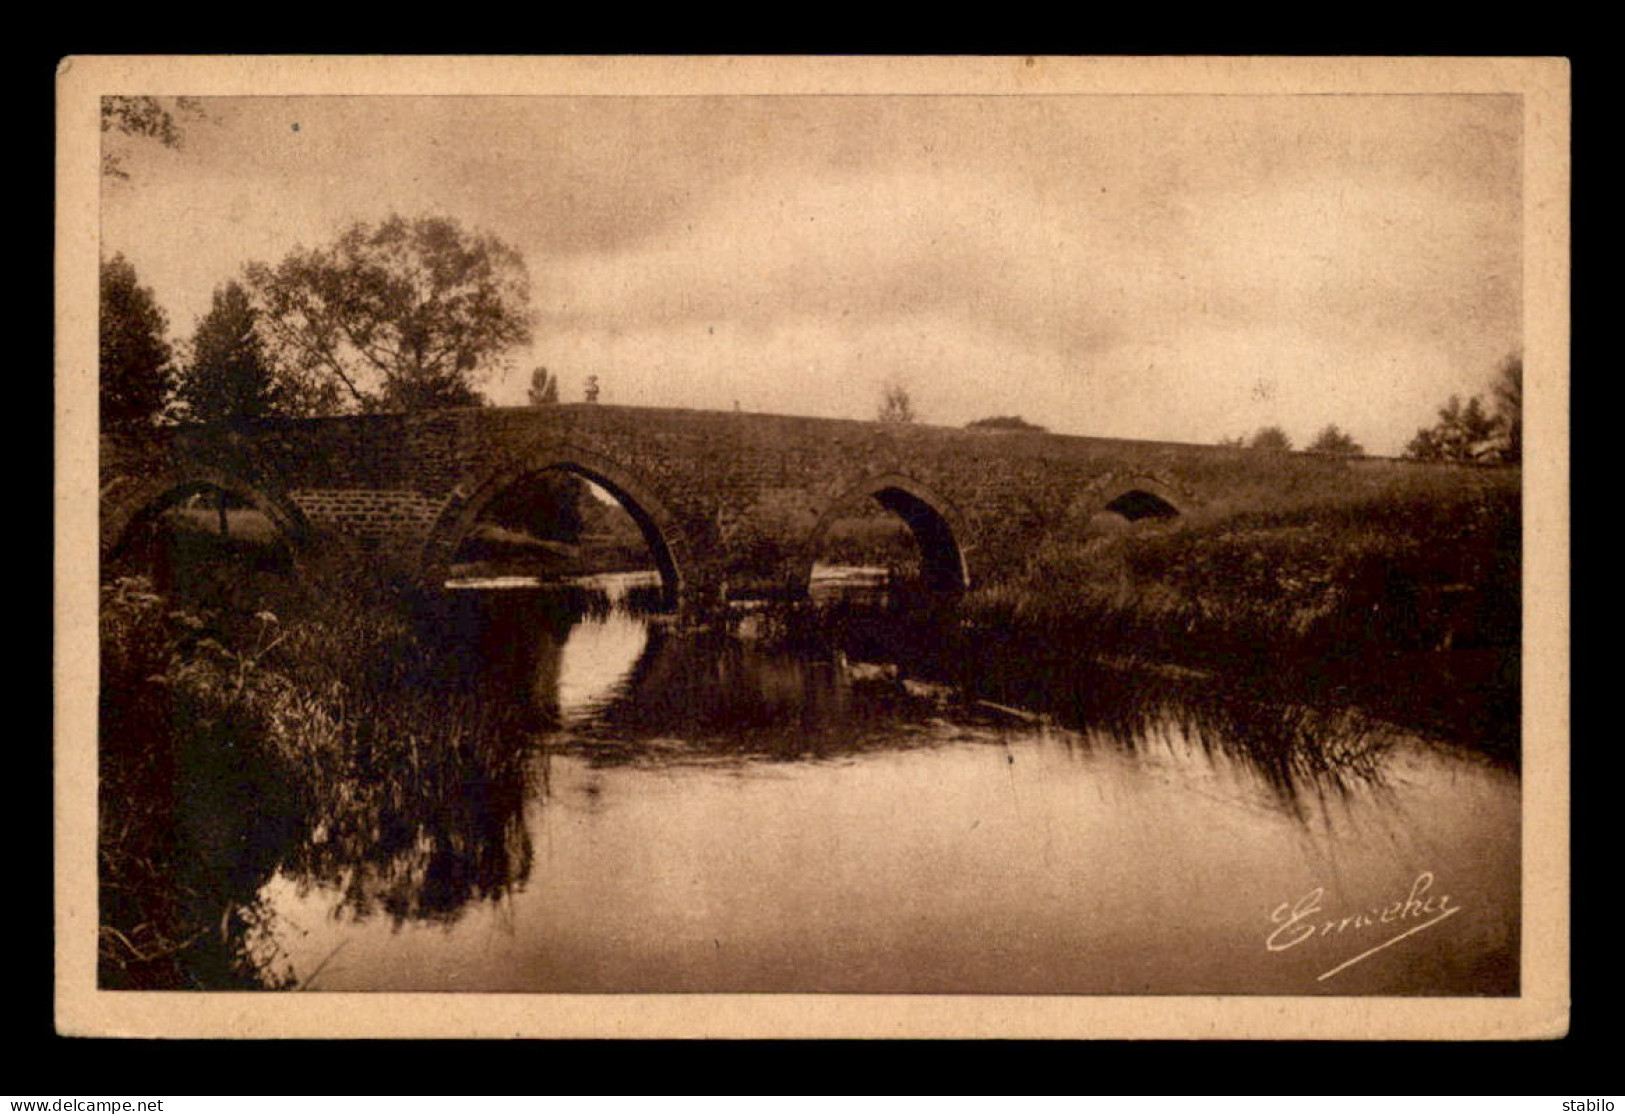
[100,403,1455,606]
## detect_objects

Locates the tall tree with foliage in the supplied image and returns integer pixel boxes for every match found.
[1306,424,1364,456]
[528,366,560,406]
[174,282,283,425]
[1405,394,1502,462]
[100,254,174,429]
[1491,355,1522,463]
[877,383,917,424]
[245,215,532,415]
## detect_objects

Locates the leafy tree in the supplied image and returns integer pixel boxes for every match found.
[1247,426,1293,452]
[1405,394,1502,462]
[877,383,916,424]
[1404,426,1445,462]
[528,366,560,407]
[245,215,532,415]
[967,415,1046,433]
[100,254,174,429]
[174,282,283,425]
[1306,424,1364,456]
[1492,355,1522,463]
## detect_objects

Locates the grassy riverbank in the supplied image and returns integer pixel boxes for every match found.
[967,467,1519,663]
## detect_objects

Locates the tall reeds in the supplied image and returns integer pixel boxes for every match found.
[98,561,543,988]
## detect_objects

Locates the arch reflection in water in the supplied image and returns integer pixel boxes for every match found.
[543,573,657,723]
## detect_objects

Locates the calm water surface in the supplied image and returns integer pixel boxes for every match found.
[250,571,1519,995]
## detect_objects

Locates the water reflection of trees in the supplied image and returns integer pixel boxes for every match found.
[807,604,1413,813]
[99,575,304,989]
[273,694,537,928]
[268,593,587,929]
[269,584,1500,950]
[1034,662,1400,817]
[535,597,1422,816]
[571,629,880,761]
[99,708,302,989]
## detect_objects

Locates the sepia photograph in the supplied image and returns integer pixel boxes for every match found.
[56,56,1569,1038]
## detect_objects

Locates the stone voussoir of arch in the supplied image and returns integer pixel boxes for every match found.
[417,439,697,600]
[798,470,973,594]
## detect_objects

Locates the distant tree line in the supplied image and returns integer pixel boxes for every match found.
[1212,356,1521,465]
[1217,425,1363,454]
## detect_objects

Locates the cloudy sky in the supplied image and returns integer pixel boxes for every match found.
[102,94,1521,455]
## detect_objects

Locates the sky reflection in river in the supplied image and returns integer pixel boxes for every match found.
[257,573,1518,996]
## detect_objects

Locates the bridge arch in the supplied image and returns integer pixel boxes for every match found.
[1072,473,1193,525]
[100,464,312,566]
[800,472,970,595]
[420,442,692,606]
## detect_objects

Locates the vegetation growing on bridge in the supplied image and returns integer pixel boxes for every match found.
[876,382,917,424]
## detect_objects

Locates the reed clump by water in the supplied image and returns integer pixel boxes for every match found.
[98,562,539,989]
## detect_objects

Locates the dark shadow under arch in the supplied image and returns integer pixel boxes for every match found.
[1103,489,1181,522]
[802,473,970,595]
[421,444,690,608]
[101,465,312,567]
[1077,474,1192,526]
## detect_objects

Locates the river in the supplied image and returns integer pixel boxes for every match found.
[242,570,1519,996]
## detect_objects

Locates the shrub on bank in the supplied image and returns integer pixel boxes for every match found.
[98,577,301,988]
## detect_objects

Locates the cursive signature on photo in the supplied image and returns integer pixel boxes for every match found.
[1266,871,1462,981]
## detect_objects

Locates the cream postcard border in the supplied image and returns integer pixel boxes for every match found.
[55,54,1570,1040]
